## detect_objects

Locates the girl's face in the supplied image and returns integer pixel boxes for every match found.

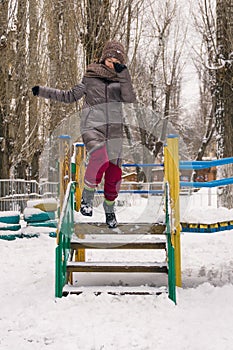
[104,57,121,70]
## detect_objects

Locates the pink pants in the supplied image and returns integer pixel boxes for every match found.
[84,145,122,201]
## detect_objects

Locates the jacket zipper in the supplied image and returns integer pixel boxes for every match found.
[105,82,109,141]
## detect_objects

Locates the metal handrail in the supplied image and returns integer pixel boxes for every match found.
[55,181,75,298]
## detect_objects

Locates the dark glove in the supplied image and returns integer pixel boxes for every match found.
[32,86,39,96]
[113,62,127,73]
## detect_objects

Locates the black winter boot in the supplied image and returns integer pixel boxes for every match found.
[103,200,117,228]
[80,188,95,216]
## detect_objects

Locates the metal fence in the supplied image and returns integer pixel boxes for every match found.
[0,179,58,212]
[0,178,216,213]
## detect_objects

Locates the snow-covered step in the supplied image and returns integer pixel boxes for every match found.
[62,284,167,296]
[67,261,168,274]
[74,222,166,235]
[0,211,20,225]
[71,234,166,250]
[0,223,21,231]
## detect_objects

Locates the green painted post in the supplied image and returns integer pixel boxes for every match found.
[55,182,75,298]
[165,182,176,304]
[164,142,177,304]
[55,245,63,297]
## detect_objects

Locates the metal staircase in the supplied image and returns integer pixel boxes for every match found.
[55,135,181,304]
[66,223,168,291]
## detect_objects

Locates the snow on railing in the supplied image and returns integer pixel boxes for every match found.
[0,179,58,212]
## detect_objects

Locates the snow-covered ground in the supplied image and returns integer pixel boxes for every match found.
[1,189,233,349]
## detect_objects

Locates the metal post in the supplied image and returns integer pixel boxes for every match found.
[59,135,71,211]
[74,143,86,212]
[165,135,182,287]
[208,187,212,206]
[73,143,86,262]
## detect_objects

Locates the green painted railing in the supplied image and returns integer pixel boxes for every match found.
[55,179,176,303]
[55,181,75,298]
[164,181,176,304]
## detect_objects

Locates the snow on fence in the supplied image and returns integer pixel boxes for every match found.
[0,179,58,212]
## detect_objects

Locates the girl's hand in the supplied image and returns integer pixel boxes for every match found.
[32,86,39,96]
[113,62,127,73]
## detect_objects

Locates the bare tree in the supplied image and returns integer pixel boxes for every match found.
[189,0,217,162]
[0,1,79,179]
[0,0,196,183]
[123,0,187,180]
[27,1,41,180]
[80,0,111,65]
[215,0,233,158]
[0,0,10,179]
[190,0,233,205]
[0,0,29,179]
[215,0,233,207]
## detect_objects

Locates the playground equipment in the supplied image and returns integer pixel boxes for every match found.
[55,134,233,302]
[55,135,180,303]
[55,136,181,303]
[180,158,233,233]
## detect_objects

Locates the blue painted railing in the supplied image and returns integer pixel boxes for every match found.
[122,163,164,167]
[180,157,233,188]
[96,189,164,194]
[123,157,233,189]
[180,177,233,188]
[180,157,233,170]
[123,157,233,171]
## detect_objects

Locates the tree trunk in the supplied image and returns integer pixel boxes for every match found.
[0,0,10,178]
[84,0,111,65]
[28,1,40,181]
[215,0,233,208]
[13,0,28,178]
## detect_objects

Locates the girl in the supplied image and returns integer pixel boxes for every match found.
[32,41,136,228]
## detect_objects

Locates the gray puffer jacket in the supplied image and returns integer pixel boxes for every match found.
[38,63,136,165]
